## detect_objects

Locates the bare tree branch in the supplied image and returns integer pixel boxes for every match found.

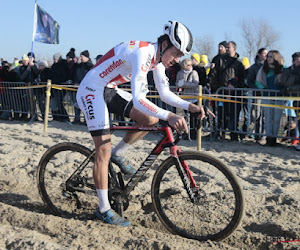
[193,35,215,61]
[239,18,281,63]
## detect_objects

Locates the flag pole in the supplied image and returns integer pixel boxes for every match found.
[29,0,37,122]
[31,0,37,60]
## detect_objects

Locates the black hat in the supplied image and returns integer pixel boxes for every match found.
[292,52,300,60]
[81,50,90,58]
[66,48,76,59]
[95,54,103,61]
[27,52,35,58]
[219,41,228,48]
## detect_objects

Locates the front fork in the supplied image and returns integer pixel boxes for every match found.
[171,147,198,203]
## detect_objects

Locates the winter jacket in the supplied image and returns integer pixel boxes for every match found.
[255,67,283,96]
[175,69,199,103]
[38,68,52,82]
[50,59,68,84]
[209,53,245,93]
[279,65,300,92]
[245,59,263,88]
[74,59,94,84]
[193,64,207,87]
[17,64,39,83]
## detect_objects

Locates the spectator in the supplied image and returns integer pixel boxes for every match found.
[209,41,245,140]
[244,48,268,143]
[66,48,77,82]
[255,50,284,146]
[35,60,51,120]
[200,54,210,76]
[12,58,19,69]
[1,61,19,120]
[211,41,228,66]
[50,52,70,123]
[280,52,300,91]
[72,50,94,124]
[0,61,15,120]
[27,52,36,63]
[279,52,300,149]
[17,54,39,83]
[240,56,251,140]
[242,57,250,72]
[95,54,103,63]
[14,54,39,121]
[176,58,199,139]
[191,53,206,87]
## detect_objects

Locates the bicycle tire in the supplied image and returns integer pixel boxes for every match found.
[37,142,97,219]
[151,151,244,241]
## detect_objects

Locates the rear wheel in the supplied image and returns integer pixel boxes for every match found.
[37,143,97,219]
[151,151,244,241]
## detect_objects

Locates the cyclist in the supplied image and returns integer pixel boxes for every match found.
[77,20,205,226]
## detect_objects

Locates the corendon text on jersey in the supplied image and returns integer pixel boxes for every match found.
[99,59,125,78]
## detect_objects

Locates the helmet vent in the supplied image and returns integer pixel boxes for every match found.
[174,22,182,46]
[186,27,193,52]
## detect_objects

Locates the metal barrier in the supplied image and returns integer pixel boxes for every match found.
[0,81,299,144]
[213,87,300,142]
[0,82,34,121]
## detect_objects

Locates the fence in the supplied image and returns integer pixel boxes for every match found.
[0,81,299,143]
[213,87,300,142]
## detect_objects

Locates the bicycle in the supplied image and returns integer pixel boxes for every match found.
[36,122,244,241]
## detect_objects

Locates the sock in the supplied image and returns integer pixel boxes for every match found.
[96,189,111,213]
[112,139,130,156]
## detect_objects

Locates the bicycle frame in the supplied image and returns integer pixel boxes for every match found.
[110,125,198,196]
[67,125,198,200]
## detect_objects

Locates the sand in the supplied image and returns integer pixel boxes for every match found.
[0,120,300,249]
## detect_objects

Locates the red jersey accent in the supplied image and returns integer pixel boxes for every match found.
[93,48,115,69]
[108,74,128,85]
[139,41,149,48]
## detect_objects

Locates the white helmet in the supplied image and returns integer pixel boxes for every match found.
[163,20,193,55]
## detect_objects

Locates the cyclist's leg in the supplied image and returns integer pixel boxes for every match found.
[124,107,159,144]
[105,87,158,147]
[92,134,111,190]
[77,85,129,226]
[92,133,111,213]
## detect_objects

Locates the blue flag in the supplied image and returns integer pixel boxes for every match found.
[33,4,59,44]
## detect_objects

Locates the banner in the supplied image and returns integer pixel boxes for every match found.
[32,4,60,44]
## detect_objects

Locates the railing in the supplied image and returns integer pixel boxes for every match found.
[0,81,299,143]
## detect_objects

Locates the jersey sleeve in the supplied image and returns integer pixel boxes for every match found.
[153,63,190,110]
[130,45,171,121]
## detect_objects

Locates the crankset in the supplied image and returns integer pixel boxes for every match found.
[108,188,129,216]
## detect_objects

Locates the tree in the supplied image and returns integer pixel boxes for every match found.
[193,35,215,61]
[240,18,281,63]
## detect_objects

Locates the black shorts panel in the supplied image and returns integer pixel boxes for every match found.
[103,87,133,117]
[90,128,111,136]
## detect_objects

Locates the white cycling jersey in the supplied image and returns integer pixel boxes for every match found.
[80,40,190,121]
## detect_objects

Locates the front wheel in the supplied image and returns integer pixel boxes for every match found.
[37,142,97,219]
[151,151,244,241]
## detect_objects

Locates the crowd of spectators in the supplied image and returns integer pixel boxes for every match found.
[0,49,101,124]
[1,43,300,148]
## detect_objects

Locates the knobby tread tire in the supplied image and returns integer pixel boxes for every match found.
[37,142,94,217]
[151,151,244,241]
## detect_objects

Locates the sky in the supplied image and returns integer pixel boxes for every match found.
[1,0,300,66]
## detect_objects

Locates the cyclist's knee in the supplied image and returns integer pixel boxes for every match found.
[137,115,158,126]
[130,107,159,126]
[148,116,159,126]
